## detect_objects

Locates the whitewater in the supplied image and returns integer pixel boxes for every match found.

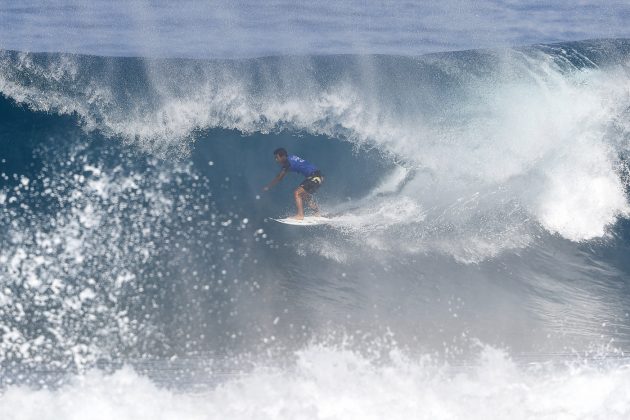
[1,11,630,419]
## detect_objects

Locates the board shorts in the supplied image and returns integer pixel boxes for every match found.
[299,170,324,194]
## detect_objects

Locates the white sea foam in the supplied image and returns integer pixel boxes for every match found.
[1,344,629,420]
[330,196,426,233]
[0,144,221,372]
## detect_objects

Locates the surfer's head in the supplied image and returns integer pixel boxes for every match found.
[274,148,288,165]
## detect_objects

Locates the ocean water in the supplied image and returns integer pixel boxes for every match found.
[2,1,630,58]
[2,4,630,419]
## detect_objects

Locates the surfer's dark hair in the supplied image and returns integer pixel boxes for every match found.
[273,148,287,157]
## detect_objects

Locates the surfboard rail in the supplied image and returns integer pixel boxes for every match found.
[272,216,330,226]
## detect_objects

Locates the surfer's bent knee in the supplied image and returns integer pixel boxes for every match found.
[294,186,306,197]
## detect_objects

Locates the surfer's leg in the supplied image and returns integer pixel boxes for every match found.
[306,194,320,216]
[299,174,322,216]
[293,186,306,220]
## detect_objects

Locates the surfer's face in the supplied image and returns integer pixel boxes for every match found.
[275,154,287,165]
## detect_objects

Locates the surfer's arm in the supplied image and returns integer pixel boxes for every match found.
[263,169,287,191]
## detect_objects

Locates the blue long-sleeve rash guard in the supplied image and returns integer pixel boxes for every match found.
[283,155,319,177]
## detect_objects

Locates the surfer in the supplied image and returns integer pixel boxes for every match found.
[263,148,323,220]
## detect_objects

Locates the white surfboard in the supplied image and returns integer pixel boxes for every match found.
[272,216,331,226]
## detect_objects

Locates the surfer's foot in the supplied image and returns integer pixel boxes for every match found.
[292,214,304,220]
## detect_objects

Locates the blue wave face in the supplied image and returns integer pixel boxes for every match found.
[1,41,630,400]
